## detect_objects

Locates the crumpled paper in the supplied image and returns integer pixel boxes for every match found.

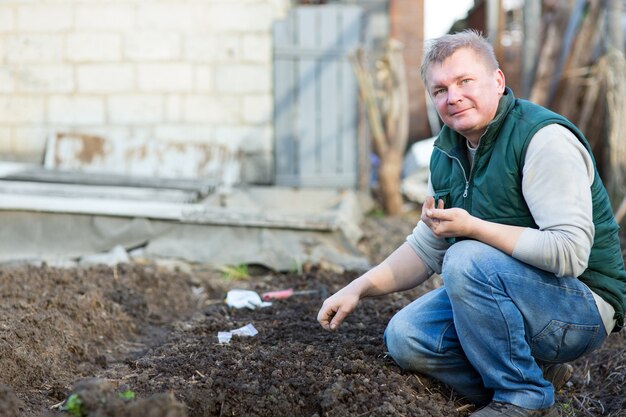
[225,289,272,310]
[218,323,259,344]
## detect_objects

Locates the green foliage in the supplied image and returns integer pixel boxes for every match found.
[219,264,250,280]
[63,394,85,417]
[118,390,136,400]
[366,208,386,218]
[557,401,577,416]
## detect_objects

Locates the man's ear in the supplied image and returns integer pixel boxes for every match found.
[495,68,506,93]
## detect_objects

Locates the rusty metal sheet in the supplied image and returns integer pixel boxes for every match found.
[44,132,240,183]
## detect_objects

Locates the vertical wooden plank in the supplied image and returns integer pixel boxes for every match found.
[318,6,339,177]
[339,7,362,185]
[273,19,297,184]
[296,7,319,181]
[273,5,364,188]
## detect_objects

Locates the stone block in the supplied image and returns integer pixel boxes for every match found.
[6,35,64,63]
[215,65,270,93]
[66,33,122,62]
[137,3,194,31]
[0,8,14,32]
[182,95,240,124]
[125,32,181,61]
[184,34,241,63]
[75,4,135,30]
[242,95,272,124]
[242,35,271,63]
[48,96,105,125]
[137,63,193,92]
[0,68,16,93]
[0,96,45,123]
[208,3,274,32]
[16,5,72,32]
[108,95,164,124]
[194,66,213,92]
[14,65,74,93]
[77,64,134,93]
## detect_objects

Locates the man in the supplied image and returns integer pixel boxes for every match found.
[317,30,626,417]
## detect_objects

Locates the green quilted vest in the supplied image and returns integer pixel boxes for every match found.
[430,88,626,331]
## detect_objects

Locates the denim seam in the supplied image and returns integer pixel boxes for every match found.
[482,253,551,408]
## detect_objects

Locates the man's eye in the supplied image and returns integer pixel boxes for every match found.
[461,79,471,84]
[433,89,445,96]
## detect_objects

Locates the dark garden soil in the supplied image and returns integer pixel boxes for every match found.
[0,212,624,417]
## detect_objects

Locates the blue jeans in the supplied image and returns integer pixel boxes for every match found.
[384,240,606,409]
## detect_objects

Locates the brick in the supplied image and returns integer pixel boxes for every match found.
[137,3,194,31]
[242,95,272,124]
[0,9,15,32]
[125,32,181,61]
[208,3,274,32]
[194,66,213,92]
[66,33,122,62]
[215,65,270,93]
[0,96,46,123]
[5,35,64,63]
[165,96,183,122]
[184,35,241,63]
[108,95,164,124]
[48,96,105,125]
[77,64,134,93]
[137,63,193,92]
[16,5,72,32]
[14,65,74,93]
[182,95,240,124]
[74,4,134,31]
[0,68,16,93]
[242,35,271,63]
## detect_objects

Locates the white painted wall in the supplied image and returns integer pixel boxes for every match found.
[0,0,289,183]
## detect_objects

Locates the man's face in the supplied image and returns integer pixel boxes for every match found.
[426,47,505,146]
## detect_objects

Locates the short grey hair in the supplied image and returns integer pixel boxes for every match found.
[420,29,499,84]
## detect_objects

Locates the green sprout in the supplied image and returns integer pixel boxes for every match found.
[219,264,250,280]
[118,389,135,400]
[63,394,85,417]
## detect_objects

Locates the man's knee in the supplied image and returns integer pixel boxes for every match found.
[384,312,432,372]
[442,240,500,293]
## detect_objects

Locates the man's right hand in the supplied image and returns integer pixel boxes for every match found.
[317,288,360,331]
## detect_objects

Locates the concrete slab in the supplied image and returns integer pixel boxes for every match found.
[0,163,372,271]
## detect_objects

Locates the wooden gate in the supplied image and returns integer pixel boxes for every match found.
[273,5,365,188]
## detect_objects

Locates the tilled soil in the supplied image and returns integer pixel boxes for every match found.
[0,213,624,417]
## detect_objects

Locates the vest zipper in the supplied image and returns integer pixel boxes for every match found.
[436,148,470,199]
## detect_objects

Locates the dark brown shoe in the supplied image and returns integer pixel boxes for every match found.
[542,363,574,391]
[470,401,558,416]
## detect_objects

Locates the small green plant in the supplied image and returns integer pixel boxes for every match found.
[557,400,576,416]
[219,264,250,280]
[118,389,135,400]
[367,208,386,218]
[63,394,85,417]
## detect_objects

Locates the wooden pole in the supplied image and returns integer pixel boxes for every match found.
[521,0,541,98]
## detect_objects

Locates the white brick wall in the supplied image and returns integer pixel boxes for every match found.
[0,0,290,183]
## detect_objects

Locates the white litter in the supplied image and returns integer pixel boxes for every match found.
[217,323,258,344]
[225,289,272,309]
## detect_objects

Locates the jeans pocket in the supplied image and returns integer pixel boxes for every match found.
[530,320,600,362]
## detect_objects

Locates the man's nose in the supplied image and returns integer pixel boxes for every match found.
[447,86,462,104]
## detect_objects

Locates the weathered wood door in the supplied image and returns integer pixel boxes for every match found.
[273,5,364,188]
